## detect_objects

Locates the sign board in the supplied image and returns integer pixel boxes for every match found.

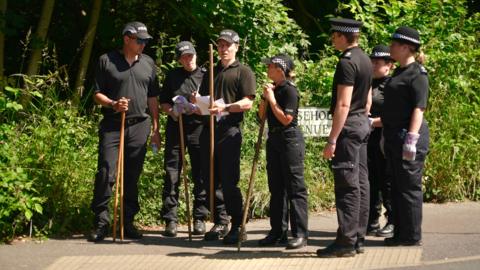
[297,107,332,137]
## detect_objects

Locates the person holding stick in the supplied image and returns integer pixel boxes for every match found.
[198,29,256,244]
[89,21,161,242]
[159,41,208,237]
[257,54,308,250]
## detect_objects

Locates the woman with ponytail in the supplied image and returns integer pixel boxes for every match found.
[381,26,430,246]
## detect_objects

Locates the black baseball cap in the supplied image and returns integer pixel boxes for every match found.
[262,54,295,74]
[217,29,240,44]
[122,21,152,39]
[330,18,363,33]
[370,45,392,60]
[392,26,421,49]
[175,41,196,59]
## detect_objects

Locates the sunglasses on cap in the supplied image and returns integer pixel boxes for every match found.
[128,35,149,45]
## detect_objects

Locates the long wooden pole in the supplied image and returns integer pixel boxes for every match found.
[113,111,125,242]
[208,44,215,223]
[237,103,268,251]
[178,114,192,241]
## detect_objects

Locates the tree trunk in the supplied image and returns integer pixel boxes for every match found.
[73,0,102,106]
[0,0,7,80]
[25,0,55,76]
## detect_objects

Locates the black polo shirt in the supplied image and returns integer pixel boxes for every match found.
[199,60,256,125]
[382,62,428,129]
[267,80,299,128]
[160,66,205,124]
[94,50,160,121]
[330,46,372,115]
[370,76,390,118]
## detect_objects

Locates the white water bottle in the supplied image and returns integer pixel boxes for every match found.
[151,143,158,154]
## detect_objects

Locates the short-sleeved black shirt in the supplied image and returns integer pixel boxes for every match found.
[94,50,160,121]
[267,80,299,128]
[370,76,390,118]
[381,62,429,129]
[330,46,372,115]
[199,60,256,125]
[159,66,205,124]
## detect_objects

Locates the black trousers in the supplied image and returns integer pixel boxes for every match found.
[367,127,393,225]
[200,123,242,227]
[332,114,370,247]
[266,127,308,238]
[161,117,208,223]
[91,117,150,227]
[384,122,429,242]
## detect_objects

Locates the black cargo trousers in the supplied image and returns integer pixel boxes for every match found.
[383,122,429,242]
[161,116,208,223]
[91,117,150,227]
[332,113,370,247]
[367,127,393,225]
[199,122,243,227]
[266,127,308,238]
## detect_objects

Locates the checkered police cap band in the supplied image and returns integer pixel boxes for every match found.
[372,52,390,57]
[331,25,361,33]
[392,33,420,44]
[271,57,287,71]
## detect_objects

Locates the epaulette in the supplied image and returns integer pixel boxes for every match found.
[200,66,207,73]
[286,80,296,87]
[342,51,352,59]
[419,65,427,75]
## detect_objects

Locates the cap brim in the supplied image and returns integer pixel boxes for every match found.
[136,32,153,39]
[261,58,273,65]
[178,50,196,58]
[217,37,236,44]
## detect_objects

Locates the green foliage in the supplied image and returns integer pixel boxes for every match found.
[339,0,480,201]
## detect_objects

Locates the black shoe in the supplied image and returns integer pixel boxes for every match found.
[124,223,143,239]
[286,237,307,250]
[367,222,381,236]
[193,220,206,235]
[204,224,228,241]
[258,231,288,246]
[88,225,108,242]
[164,221,177,237]
[222,227,247,245]
[385,237,422,246]
[376,224,394,238]
[316,242,356,258]
[355,238,365,254]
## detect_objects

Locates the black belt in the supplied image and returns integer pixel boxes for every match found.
[125,117,145,126]
[269,126,295,133]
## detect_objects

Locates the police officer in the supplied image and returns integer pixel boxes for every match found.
[258,54,308,249]
[89,21,161,242]
[159,41,208,237]
[366,45,394,238]
[382,26,429,246]
[198,29,256,244]
[317,18,372,257]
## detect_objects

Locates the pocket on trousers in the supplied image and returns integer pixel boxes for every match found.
[332,161,356,189]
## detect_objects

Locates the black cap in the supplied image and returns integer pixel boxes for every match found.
[330,18,363,33]
[122,21,152,39]
[217,29,240,44]
[370,45,392,60]
[262,54,294,74]
[392,26,421,48]
[175,41,196,59]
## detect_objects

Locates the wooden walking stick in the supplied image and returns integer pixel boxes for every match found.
[113,111,126,242]
[238,102,268,251]
[208,44,215,223]
[178,113,193,241]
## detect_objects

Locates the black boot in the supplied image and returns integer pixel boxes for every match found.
[222,226,247,245]
[193,220,206,235]
[316,242,356,258]
[258,231,287,246]
[204,224,228,241]
[88,224,109,242]
[286,237,307,249]
[124,223,143,239]
[376,224,394,238]
[164,221,177,237]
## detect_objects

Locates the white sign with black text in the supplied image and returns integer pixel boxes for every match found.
[297,107,332,137]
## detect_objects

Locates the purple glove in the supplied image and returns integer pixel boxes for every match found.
[402,132,420,161]
[173,95,197,114]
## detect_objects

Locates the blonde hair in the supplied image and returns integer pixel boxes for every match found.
[416,50,426,65]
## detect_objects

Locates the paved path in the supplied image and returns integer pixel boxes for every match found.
[1,202,479,270]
